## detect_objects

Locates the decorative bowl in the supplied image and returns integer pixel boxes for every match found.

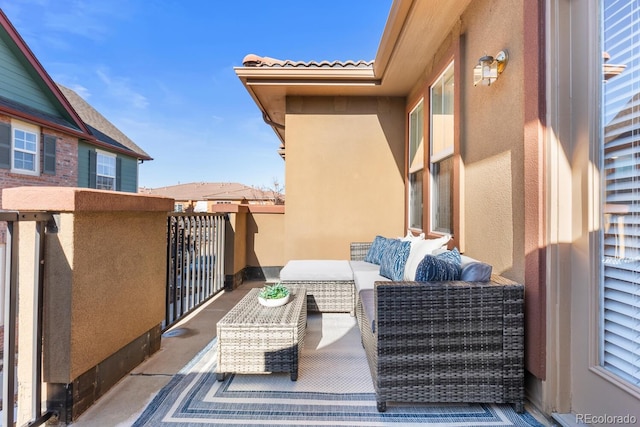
[258,294,290,307]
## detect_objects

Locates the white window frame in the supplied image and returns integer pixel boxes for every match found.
[408,99,424,231]
[96,150,116,190]
[429,62,455,234]
[599,0,640,392]
[11,120,39,176]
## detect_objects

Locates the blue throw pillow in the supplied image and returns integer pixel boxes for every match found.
[379,239,411,280]
[364,235,390,264]
[460,261,492,281]
[437,247,461,266]
[415,248,462,281]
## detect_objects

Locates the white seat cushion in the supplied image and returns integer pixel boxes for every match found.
[349,260,380,273]
[280,260,354,281]
[353,269,389,293]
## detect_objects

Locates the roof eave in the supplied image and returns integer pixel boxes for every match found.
[235,66,380,157]
[372,0,414,81]
[235,66,378,84]
[83,139,153,161]
[1,104,96,140]
[235,0,474,158]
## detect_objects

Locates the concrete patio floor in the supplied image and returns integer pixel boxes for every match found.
[65,279,555,427]
[69,280,265,426]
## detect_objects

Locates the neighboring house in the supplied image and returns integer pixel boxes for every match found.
[0,10,91,206]
[0,10,151,204]
[236,0,640,423]
[57,84,152,193]
[0,9,151,337]
[141,182,282,212]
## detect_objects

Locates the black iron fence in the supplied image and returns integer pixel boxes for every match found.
[164,213,227,330]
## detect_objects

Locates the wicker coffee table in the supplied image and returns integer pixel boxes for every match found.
[216,288,307,381]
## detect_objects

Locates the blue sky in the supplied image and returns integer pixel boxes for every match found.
[0,1,392,190]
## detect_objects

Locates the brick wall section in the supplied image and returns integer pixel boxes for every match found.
[0,115,79,243]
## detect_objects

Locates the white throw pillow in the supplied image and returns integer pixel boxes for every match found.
[399,230,425,242]
[403,234,452,280]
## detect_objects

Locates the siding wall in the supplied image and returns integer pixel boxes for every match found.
[78,141,138,193]
[0,31,60,116]
[77,142,91,188]
[118,156,138,193]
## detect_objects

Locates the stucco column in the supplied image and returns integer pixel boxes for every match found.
[2,186,174,422]
[212,204,248,289]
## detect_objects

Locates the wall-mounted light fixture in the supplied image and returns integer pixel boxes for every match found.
[473,50,508,86]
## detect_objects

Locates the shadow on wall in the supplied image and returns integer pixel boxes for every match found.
[288,96,406,181]
[244,210,284,282]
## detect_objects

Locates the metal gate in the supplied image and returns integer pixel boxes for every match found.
[165,213,227,330]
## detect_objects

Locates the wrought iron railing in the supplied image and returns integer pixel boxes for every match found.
[164,213,227,330]
[1,211,55,427]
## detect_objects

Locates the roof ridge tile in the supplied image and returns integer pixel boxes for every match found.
[242,54,373,69]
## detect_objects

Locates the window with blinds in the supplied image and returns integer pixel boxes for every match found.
[601,0,640,389]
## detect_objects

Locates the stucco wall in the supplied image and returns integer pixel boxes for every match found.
[245,206,285,267]
[66,210,167,380]
[231,210,248,275]
[460,0,525,282]
[2,187,173,382]
[284,96,406,260]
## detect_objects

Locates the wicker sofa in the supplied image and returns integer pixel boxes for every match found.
[349,242,525,413]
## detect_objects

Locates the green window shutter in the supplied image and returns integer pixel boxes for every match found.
[42,134,57,175]
[89,150,97,188]
[0,122,11,169]
[116,157,122,191]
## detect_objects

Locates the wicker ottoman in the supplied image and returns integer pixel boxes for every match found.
[280,260,355,314]
[216,288,307,381]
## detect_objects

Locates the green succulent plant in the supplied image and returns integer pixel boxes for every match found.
[259,283,290,299]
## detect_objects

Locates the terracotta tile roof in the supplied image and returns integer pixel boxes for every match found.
[56,83,152,160]
[242,54,373,69]
[141,182,274,201]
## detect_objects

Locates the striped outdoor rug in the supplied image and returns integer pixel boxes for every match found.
[132,313,544,427]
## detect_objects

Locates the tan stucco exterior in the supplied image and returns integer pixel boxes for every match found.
[67,210,167,380]
[458,1,526,282]
[3,187,173,382]
[245,206,285,267]
[211,204,285,279]
[228,209,248,276]
[284,96,406,260]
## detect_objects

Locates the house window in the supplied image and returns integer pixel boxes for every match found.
[408,100,424,230]
[429,62,454,234]
[96,151,116,190]
[12,121,39,175]
[600,0,640,389]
